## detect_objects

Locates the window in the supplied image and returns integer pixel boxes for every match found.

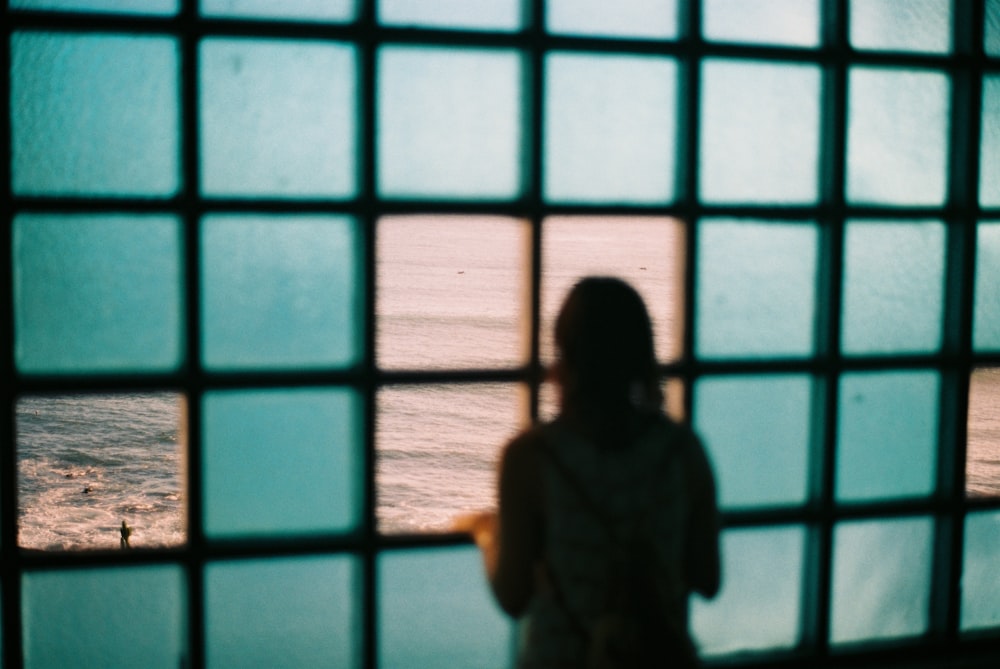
[3,1,999,667]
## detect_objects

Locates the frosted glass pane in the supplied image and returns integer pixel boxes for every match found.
[541,217,685,363]
[23,566,185,669]
[836,371,939,502]
[545,53,677,204]
[696,220,817,358]
[831,518,933,644]
[980,77,1000,207]
[962,510,1000,631]
[377,384,520,533]
[694,375,811,509]
[11,32,179,196]
[966,368,1000,498]
[13,214,184,374]
[203,389,362,538]
[11,0,177,13]
[847,68,949,205]
[691,527,804,656]
[378,0,522,31]
[379,547,512,668]
[377,216,527,370]
[200,0,356,21]
[851,0,951,53]
[989,0,1000,56]
[201,215,362,370]
[207,557,358,669]
[700,60,819,203]
[378,47,523,199]
[200,39,357,198]
[547,0,678,39]
[703,0,819,47]
[842,221,946,354]
[974,223,1000,351]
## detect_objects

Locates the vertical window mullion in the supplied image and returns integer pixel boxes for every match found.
[527,0,545,425]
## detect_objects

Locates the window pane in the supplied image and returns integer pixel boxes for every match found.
[980,77,1000,207]
[967,368,1000,499]
[23,566,185,669]
[961,510,1000,631]
[850,0,952,53]
[837,371,939,502]
[378,47,523,199]
[847,68,949,205]
[546,0,678,39]
[831,518,933,644]
[199,39,357,198]
[378,0,523,31]
[377,216,527,370]
[703,0,819,48]
[202,389,362,538]
[988,0,1000,56]
[13,214,184,374]
[841,220,946,355]
[541,217,685,363]
[694,375,812,509]
[200,215,362,371]
[700,60,820,203]
[691,526,805,656]
[696,220,818,358]
[975,223,1000,351]
[200,0,356,21]
[545,53,677,204]
[11,0,177,13]
[379,547,512,668]
[206,557,359,669]
[11,32,179,197]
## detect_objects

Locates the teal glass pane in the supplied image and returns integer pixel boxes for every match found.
[703,0,819,47]
[13,214,184,374]
[691,526,805,655]
[980,77,1000,207]
[966,368,1000,498]
[547,0,678,39]
[974,223,1000,351]
[11,0,177,13]
[988,0,1000,55]
[23,566,185,669]
[378,0,523,31]
[700,60,820,203]
[847,67,949,205]
[203,389,362,538]
[842,220,946,355]
[850,0,951,53]
[837,371,939,502]
[831,518,933,644]
[11,32,178,196]
[200,39,357,198]
[200,215,362,370]
[962,510,1000,631]
[694,375,811,509]
[379,547,511,668]
[545,53,677,204]
[200,0,356,21]
[206,556,358,669]
[378,47,523,200]
[696,220,818,358]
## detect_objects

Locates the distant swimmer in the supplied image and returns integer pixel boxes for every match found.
[120,520,132,549]
[82,486,93,494]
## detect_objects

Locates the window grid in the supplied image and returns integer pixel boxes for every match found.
[3,1,1000,668]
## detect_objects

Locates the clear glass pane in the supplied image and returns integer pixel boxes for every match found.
[831,518,933,644]
[378,46,523,200]
[541,217,685,363]
[700,59,820,203]
[202,389,362,538]
[850,0,951,53]
[379,547,512,668]
[199,39,357,198]
[980,77,1000,207]
[691,526,805,656]
[11,32,179,196]
[847,67,949,205]
[206,556,359,669]
[544,53,677,204]
[200,215,362,371]
[377,216,527,370]
[694,375,812,509]
[200,0,356,21]
[378,0,523,31]
[988,0,1000,56]
[961,510,1000,631]
[377,384,521,533]
[702,0,820,46]
[967,368,1000,498]
[13,214,184,374]
[696,220,818,358]
[836,371,939,502]
[974,222,1000,351]
[23,566,185,669]
[11,0,177,13]
[841,220,946,355]
[546,0,678,39]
